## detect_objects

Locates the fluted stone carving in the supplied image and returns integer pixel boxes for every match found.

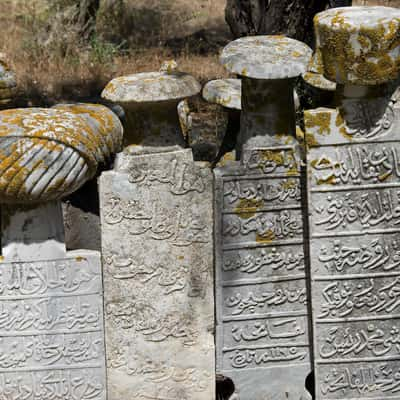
[0,104,123,203]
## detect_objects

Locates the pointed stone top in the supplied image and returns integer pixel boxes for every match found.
[202,79,241,110]
[101,62,201,105]
[220,35,312,80]
[0,105,123,203]
[314,6,400,85]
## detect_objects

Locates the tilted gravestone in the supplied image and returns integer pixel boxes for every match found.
[0,104,123,399]
[100,63,215,400]
[215,36,313,400]
[304,6,400,400]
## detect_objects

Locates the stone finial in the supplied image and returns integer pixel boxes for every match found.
[203,79,241,110]
[314,6,400,85]
[101,64,201,148]
[0,56,16,106]
[101,69,201,105]
[0,105,123,203]
[220,35,312,79]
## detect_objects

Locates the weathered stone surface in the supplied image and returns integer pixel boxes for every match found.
[216,35,312,400]
[203,79,242,110]
[305,6,400,400]
[99,148,215,400]
[101,65,201,148]
[314,6,400,85]
[0,250,107,400]
[215,142,311,400]
[220,36,312,80]
[0,105,123,203]
[101,70,201,105]
[0,55,16,106]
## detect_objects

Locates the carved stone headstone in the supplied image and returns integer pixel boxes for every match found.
[101,65,215,400]
[216,36,312,400]
[304,7,400,400]
[0,104,123,399]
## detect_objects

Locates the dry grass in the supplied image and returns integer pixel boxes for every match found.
[1,0,230,105]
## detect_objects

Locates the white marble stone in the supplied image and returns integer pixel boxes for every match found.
[305,6,400,400]
[203,79,242,110]
[0,103,122,399]
[0,251,107,400]
[220,36,312,80]
[100,148,215,400]
[216,36,312,400]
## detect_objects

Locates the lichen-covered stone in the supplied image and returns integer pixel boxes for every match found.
[0,105,123,203]
[220,36,312,80]
[101,71,201,104]
[0,56,16,106]
[314,6,400,85]
[203,79,241,110]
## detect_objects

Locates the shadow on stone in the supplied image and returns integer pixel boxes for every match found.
[305,371,315,399]
[216,375,235,400]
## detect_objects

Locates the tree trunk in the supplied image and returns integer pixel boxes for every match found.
[225,0,352,46]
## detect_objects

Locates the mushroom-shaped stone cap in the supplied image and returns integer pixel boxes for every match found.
[303,72,336,91]
[0,106,123,204]
[314,6,400,85]
[202,79,241,110]
[102,69,201,105]
[220,36,312,80]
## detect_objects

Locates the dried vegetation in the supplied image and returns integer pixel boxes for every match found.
[1,0,230,105]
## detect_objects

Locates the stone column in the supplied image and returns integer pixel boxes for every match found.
[100,64,215,400]
[0,104,123,399]
[304,6,400,400]
[215,36,312,400]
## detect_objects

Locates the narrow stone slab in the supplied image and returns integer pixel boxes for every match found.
[305,7,400,400]
[0,250,106,399]
[215,139,311,400]
[100,148,215,400]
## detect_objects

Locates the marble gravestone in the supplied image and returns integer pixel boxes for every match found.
[100,64,215,400]
[304,7,400,400]
[215,36,313,400]
[0,104,123,399]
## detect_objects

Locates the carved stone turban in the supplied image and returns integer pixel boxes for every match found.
[0,104,123,203]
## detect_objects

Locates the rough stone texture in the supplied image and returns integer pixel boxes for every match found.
[101,66,201,148]
[0,55,16,107]
[302,72,336,92]
[203,79,242,110]
[99,147,215,400]
[0,105,123,203]
[0,250,107,400]
[305,6,400,400]
[305,88,400,400]
[101,70,201,104]
[216,35,312,400]
[215,140,311,400]
[220,36,312,80]
[314,6,400,85]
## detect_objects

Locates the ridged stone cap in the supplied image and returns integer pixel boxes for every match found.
[314,6,400,85]
[202,79,241,110]
[0,105,123,204]
[220,36,312,80]
[102,62,201,104]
